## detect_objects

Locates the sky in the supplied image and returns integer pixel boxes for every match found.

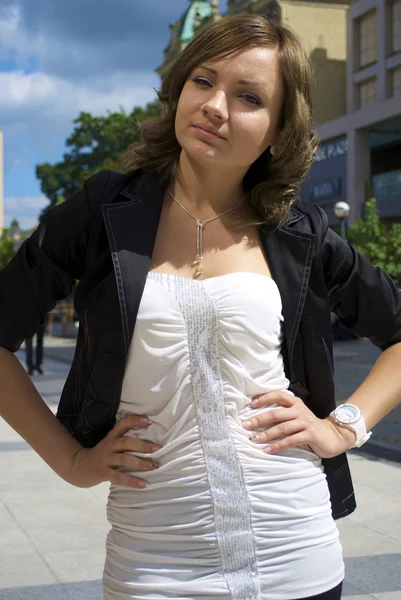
[0,0,228,230]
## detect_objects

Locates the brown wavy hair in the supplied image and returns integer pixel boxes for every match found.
[123,14,318,228]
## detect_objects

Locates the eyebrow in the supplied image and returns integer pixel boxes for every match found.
[198,65,265,89]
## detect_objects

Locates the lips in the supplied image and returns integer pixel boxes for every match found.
[193,124,226,140]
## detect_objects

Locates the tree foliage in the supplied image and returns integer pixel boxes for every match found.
[347,197,401,283]
[0,228,18,270]
[36,101,162,213]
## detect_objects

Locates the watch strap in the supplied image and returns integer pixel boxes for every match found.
[329,406,372,448]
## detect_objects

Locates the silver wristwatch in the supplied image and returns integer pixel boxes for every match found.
[329,404,372,448]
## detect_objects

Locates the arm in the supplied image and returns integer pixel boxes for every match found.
[339,340,401,432]
[242,211,401,456]
[0,172,159,487]
[322,222,401,434]
[0,347,83,482]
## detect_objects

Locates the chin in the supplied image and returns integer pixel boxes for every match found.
[184,140,223,165]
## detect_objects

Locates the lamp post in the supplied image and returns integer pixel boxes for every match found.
[333,201,350,240]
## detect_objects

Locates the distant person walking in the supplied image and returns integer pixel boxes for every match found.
[25,322,45,376]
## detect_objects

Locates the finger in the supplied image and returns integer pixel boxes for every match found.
[249,419,303,443]
[106,468,149,489]
[113,437,162,454]
[111,453,160,471]
[108,415,152,439]
[263,432,308,454]
[242,407,298,430]
[252,390,297,408]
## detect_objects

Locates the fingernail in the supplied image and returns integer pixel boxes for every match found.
[151,445,162,452]
[140,417,151,425]
[250,434,261,441]
[150,463,159,469]
[242,420,252,429]
[264,445,272,454]
[137,481,148,488]
[250,399,259,407]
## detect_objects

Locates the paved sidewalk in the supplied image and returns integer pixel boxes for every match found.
[1,351,400,598]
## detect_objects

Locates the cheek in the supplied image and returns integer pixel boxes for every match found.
[175,92,196,139]
[236,114,272,156]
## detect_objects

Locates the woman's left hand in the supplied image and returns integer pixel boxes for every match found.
[242,390,356,459]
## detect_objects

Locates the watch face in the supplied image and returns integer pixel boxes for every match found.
[336,404,361,424]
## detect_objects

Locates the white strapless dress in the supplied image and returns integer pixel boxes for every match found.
[103,272,344,600]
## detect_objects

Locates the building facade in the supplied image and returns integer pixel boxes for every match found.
[157,0,401,225]
[307,0,401,224]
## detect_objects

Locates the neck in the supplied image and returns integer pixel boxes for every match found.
[171,151,246,217]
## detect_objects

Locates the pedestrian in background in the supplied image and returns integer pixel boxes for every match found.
[1,13,401,600]
[25,322,45,376]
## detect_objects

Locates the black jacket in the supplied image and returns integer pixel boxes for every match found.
[1,169,401,519]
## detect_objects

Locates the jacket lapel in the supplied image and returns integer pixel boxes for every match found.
[260,214,316,372]
[102,171,166,353]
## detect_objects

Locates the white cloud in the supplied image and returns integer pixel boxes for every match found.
[4,196,47,210]
[0,1,166,206]
[0,68,159,171]
[3,195,48,230]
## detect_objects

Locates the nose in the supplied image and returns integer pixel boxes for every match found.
[201,90,228,122]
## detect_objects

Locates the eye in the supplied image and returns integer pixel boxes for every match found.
[192,76,212,87]
[241,94,262,106]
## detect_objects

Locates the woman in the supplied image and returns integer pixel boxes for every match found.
[1,14,401,600]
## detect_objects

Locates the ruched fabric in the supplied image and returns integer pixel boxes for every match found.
[103,272,344,600]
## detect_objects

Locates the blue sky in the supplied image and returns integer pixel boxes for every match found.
[1,0,228,229]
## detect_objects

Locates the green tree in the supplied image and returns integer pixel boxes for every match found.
[347,197,401,283]
[0,228,17,270]
[36,100,162,212]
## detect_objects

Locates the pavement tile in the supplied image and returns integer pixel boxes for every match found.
[24,522,110,555]
[342,579,373,595]
[42,550,105,584]
[0,553,57,589]
[342,597,377,600]
[343,554,401,596]
[0,502,19,533]
[0,580,102,600]
[2,496,106,531]
[366,516,401,543]
[338,514,401,557]
[373,593,401,600]
[0,528,37,557]
[89,482,110,503]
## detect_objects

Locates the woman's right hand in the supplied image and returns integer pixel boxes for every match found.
[68,415,161,489]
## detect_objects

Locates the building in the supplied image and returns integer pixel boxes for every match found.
[310,0,401,225]
[158,0,349,125]
[157,0,401,226]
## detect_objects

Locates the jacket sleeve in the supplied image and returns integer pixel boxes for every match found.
[0,170,112,353]
[316,206,401,351]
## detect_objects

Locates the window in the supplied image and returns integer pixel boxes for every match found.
[358,11,377,68]
[391,0,401,53]
[392,67,401,95]
[359,78,377,108]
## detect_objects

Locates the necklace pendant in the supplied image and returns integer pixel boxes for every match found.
[194,255,204,278]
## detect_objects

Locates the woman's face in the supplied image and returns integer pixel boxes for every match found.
[175,46,284,172]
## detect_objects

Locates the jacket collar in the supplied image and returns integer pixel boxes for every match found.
[103,170,315,365]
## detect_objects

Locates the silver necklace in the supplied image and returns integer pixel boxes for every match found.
[167,189,245,278]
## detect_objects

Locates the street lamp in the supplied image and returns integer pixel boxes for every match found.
[334,201,350,240]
